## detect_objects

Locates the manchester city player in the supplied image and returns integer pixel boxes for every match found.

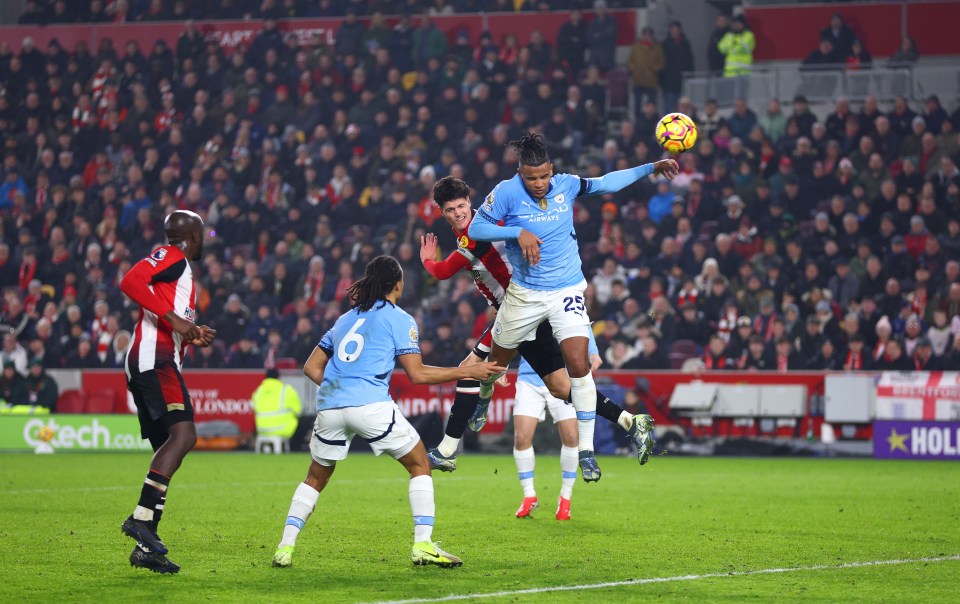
[468,133,678,482]
[272,256,503,569]
[512,330,601,522]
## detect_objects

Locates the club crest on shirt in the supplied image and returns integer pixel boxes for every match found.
[554,193,565,204]
[458,235,470,249]
[409,327,419,342]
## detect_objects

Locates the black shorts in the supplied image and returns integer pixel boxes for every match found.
[127,363,194,442]
[517,321,567,380]
[474,319,566,379]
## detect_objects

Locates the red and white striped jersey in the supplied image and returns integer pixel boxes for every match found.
[422,214,513,308]
[121,245,196,374]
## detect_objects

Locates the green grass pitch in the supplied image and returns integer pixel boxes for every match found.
[1,452,958,602]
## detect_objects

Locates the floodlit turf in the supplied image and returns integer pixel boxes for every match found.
[1,452,958,603]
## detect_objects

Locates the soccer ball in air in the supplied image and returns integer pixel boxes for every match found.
[655,112,698,153]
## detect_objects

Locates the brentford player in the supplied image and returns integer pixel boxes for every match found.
[419,176,654,474]
[119,210,216,574]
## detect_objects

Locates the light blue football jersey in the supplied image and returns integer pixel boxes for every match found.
[517,329,599,387]
[474,173,587,291]
[315,301,420,411]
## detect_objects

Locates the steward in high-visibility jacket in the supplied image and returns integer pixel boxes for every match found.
[251,369,303,439]
[717,16,755,77]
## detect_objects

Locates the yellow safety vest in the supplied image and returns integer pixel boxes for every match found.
[718,30,755,77]
[251,378,302,439]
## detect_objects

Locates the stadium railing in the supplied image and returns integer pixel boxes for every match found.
[681,62,959,107]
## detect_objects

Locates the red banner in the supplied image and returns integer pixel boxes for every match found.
[744,2,960,60]
[0,11,636,54]
[81,370,260,434]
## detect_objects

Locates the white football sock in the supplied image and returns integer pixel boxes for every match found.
[437,435,460,458]
[560,445,578,499]
[618,411,635,432]
[570,374,597,452]
[409,475,435,543]
[280,482,319,547]
[513,447,536,498]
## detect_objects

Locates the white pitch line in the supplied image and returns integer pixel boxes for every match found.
[370,555,960,604]
[0,475,484,496]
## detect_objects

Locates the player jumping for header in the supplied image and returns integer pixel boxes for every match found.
[420,176,657,472]
[120,210,216,574]
[467,133,678,481]
[272,256,503,569]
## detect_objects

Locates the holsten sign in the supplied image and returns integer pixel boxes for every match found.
[0,415,152,451]
[874,421,960,460]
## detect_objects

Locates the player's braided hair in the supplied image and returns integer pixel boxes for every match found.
[347,255,403,312]
[433,176,471,208]
[509,132,550,166]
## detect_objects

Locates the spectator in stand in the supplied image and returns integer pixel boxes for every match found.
[845,39,872,71]
[874,337,911,370]
[660,22,693,113]
[803,37,841,69]
[627,27,664,115]
[586,1,618,72]
[888,36,919,68]
[819,13,856,59]
[717,16,755,77]
[0,361,28,405]
[556,10,587,75]
[706,14,730,74]
[25,358,59,410]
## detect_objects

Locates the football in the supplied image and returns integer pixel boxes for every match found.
[655,112,698,153]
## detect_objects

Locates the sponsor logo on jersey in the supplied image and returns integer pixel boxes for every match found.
[151,248,168,262]
[484,191,495,210]
[409,327,419,342]
[458,235,470,249]
[183,307,195,321]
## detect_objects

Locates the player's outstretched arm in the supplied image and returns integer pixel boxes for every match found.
[466,212,522,243]
[420,234,472,280]
[581,159,680,197]
[303,346,330,386]
[397,353,506,385]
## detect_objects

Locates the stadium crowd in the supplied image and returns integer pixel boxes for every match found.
[1,6,960,411]
[15,0,634,23]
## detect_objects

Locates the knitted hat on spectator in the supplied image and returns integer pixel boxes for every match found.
[876,316,893,335]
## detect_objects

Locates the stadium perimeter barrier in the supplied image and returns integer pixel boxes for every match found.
[681,63,960,109]
[2,370,958,461]
[0,10,638,54]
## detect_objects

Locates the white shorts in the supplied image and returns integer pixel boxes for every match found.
[513,380,577,424]
[492,280,590,350]
[309,401,420,466]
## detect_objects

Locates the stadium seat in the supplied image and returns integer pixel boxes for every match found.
[274,357,298,370]
[669,352,689,369]
[670,339,699,358]
[85,389,116,414]
[605,68,630,120]
[57,390,87,414]
[255,435,289,454]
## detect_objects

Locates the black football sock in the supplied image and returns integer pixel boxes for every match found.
[445,380,480,440]
[134,469,170,526]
